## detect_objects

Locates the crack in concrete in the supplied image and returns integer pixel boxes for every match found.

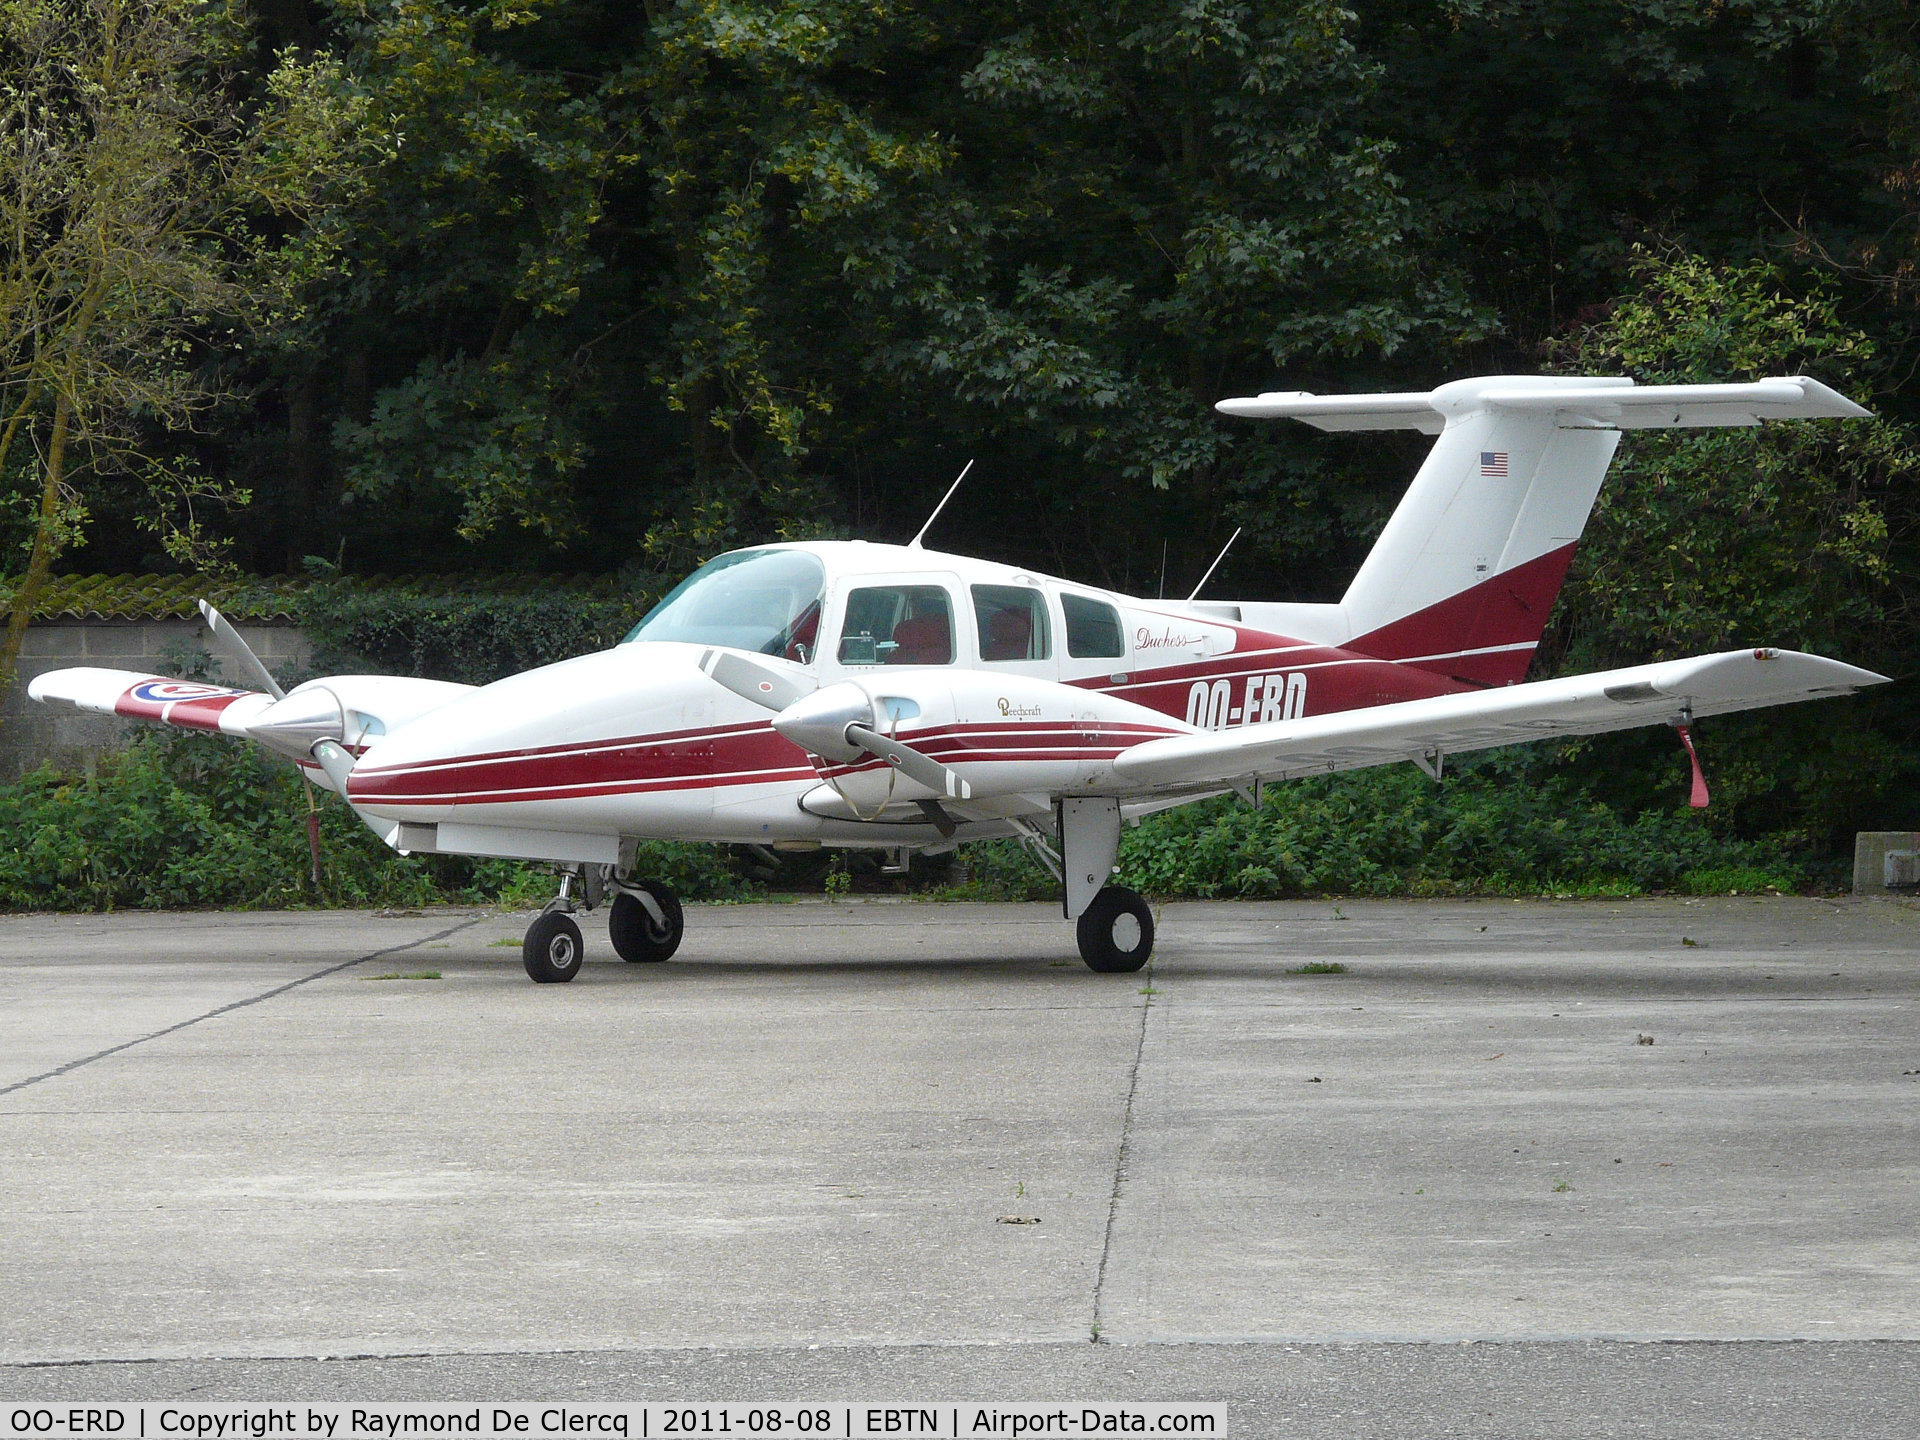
[0,914,486,1098]
[1091,957,1154,1343]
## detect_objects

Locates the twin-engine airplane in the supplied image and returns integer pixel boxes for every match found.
[32,374,1888,982]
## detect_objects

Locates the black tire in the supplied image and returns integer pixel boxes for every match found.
[523,911,585,983]
[1077,886,1155,973]
[608,884,684,963]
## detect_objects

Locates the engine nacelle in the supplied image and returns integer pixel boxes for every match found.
[246,675,474,764]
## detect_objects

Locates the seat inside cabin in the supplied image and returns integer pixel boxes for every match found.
[982,605,1033,660]
[887,607,952,664]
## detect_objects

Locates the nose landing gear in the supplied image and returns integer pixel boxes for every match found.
[523,908,585,983]
[519,864,685,982]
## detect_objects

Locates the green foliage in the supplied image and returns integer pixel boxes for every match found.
[1673,864,1797,896]
[624,839,758,903]
[822,854,853,900]
[951,757,1813,902]
[296,0,617,544]
[1121,765,1804,898]
[20,572,305,620]
[1545,253,1920,842]
[945,838,1057,901]
[0,730,750,911]
[1551,253,1906,668]
[0,731,467,910]
[295,576,645,684]
[17,0,1920,891]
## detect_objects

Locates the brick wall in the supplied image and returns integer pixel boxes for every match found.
[3,619,309,778]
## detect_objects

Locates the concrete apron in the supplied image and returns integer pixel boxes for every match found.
[0,897,1915,1364]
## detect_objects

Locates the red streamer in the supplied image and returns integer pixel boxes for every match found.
[1674,725,1710,809]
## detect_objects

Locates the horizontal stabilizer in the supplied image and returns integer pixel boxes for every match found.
[1216,375,1870,432]
[1214,391,1449,433]
[1110,649,1887,791]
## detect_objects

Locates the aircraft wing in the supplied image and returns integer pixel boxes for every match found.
[1109,649,1888,791]
[27,667,476,757]
[28,667,276,734]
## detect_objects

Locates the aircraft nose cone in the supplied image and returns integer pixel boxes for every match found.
[771,682,874,763]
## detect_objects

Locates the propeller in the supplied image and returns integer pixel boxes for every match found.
[697,648,975,803]
[196,599,286,700]
[196,598,331,886]
[843,719,973,801]
[770,681,973,802]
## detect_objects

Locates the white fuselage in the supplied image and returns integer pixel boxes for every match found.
[323,540,1465,861]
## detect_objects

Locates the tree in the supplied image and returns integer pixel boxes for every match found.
[1544,251,1920,842]
[0,0,347,682]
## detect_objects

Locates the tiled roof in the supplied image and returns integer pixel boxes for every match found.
[19,572,624,620]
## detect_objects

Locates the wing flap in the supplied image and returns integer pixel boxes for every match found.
[1109,649,1887,790]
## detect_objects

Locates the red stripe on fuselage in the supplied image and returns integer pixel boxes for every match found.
[1078,638,1470,715]
[1343,543,1576,686]
[347,723,810,804]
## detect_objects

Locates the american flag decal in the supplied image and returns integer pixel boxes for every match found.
[1480,451,1509,477]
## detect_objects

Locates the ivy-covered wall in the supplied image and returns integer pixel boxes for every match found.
[3,618,309,779]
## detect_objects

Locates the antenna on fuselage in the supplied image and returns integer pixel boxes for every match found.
[1185,526,1242,603]
[907,459,974,549]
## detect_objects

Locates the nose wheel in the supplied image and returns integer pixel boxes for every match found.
[1077,886,1154,973]
[523,910,585,983]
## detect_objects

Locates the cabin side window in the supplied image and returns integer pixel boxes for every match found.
[837,586,955,665]
[1061,593,1126,659]
[971,585,1051,662]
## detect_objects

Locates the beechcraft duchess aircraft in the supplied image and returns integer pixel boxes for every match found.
[31,375,1889,981]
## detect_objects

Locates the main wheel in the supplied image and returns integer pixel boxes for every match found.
[1077,886,1154,973]
[523,911,585,983]
[608,884,684,963]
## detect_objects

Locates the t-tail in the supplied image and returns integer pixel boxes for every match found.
[1215,375,1869,686]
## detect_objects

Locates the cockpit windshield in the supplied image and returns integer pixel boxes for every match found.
[622,548,825,660]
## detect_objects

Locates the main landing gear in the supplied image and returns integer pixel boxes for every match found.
[1076,886,1155,973]
[1011,799,1157,974]
[521,865,685,983]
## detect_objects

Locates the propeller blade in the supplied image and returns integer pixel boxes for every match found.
[309,736,356,794]
[310,737,402,847]
[768,681,974,800]
[845,722,973,801]
[699,648,817,711]
[196,599,286,700]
